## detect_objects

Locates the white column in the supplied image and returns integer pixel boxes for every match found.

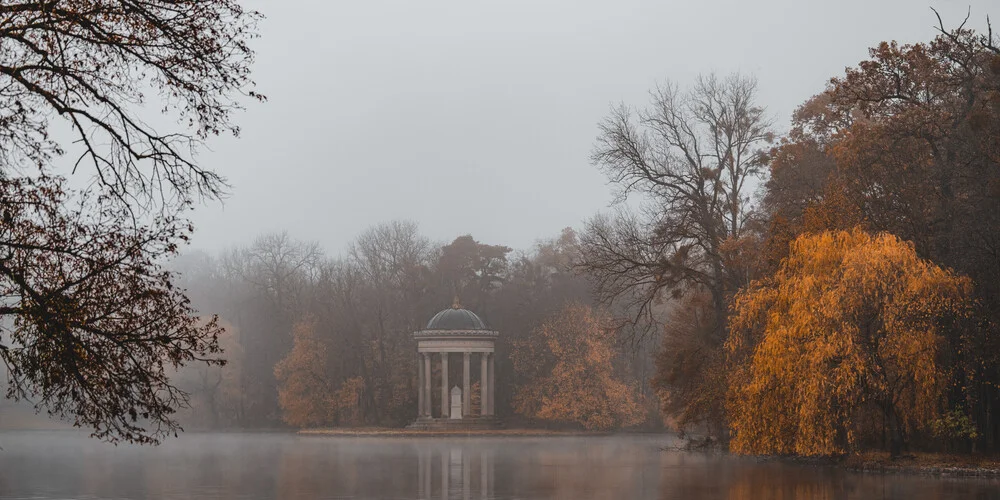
[417,352,424,418]
[487,353,495,416]
[423,353,432,417]
[440,352,449,418]
[480,353,488,417]
[463,352,471,416]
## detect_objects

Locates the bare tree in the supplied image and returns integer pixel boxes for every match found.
[212,233,321,428]
[243,232,322,311]
[0,1,262,443]
[0,0,262,209]
[350,221,428,290]
[349,220,429,423]
[580,73,772,336]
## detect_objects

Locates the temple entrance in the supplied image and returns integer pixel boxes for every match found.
[450,387,462,419]
[408,299,502,430]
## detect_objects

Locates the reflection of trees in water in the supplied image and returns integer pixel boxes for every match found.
[653,452,995,500]
[508,442,653,499]
[165,439,1000,500]
[720,467,848,500]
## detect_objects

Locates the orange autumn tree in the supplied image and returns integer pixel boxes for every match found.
[512,304,644,431]
[727,229,972,457]
[332,376,365,427]
[274,320,336,428]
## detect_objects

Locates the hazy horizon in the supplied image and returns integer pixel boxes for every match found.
[171,0,995,255]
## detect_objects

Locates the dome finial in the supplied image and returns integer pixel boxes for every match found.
[452,295,462,309]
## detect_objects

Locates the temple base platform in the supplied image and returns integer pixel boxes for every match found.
[406,417,504,431]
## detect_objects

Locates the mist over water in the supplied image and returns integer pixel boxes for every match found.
[0,432,995,499]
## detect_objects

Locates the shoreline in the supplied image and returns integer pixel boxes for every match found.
[303,428,1000,478]
[841,452,1000,478]
[748,452,1000,479]
[662,434,1000,479]
[298,427,621,438]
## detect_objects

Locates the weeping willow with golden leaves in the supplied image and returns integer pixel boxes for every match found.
[726,229,973,456]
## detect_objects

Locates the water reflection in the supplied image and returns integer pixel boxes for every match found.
[0,432,995,499]
[414,446,494,499]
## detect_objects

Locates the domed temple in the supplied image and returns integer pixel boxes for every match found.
[408,299,502,430]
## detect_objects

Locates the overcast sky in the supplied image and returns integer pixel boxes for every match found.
[183,0,996,255]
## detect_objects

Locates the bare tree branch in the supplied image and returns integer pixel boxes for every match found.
[580,73,772,339]
[0,0,263,212]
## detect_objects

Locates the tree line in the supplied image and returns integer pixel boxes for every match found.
[581,18,1000,456]
[169,225,657,430]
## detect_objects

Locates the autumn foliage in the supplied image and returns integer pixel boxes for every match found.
[0,0,262,444]
[756,22,1000,451]
[727,229,972,456]
[511,304,643,431]
[274,320,336,428]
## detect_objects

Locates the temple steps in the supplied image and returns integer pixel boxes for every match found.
[406,417,504,431]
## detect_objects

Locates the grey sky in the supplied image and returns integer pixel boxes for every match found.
[187,0,995,254]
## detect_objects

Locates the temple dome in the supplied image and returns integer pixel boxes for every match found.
[425,303,489,331]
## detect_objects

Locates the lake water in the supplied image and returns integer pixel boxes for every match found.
[0,431,997,499]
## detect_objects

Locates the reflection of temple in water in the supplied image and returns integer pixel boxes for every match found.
[416,446,494,499]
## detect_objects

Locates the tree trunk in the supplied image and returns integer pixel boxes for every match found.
[887,406,903,458]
